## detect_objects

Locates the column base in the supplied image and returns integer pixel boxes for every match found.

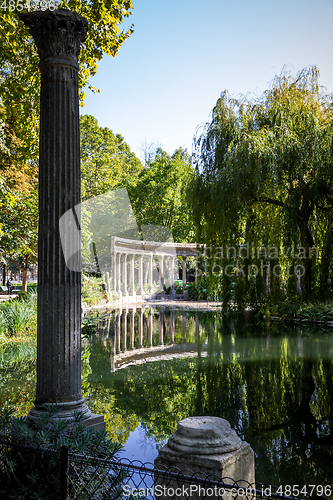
[26,398,105,430]
[82,413,106,430]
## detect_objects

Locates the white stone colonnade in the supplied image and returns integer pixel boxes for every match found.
[107,236,201,303]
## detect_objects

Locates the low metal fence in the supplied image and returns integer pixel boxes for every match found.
[0,439,330,500]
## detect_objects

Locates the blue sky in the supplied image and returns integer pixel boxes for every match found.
[81,0,333,161]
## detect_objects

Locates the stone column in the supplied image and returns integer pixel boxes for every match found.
[129,308,135,349]
[112,251,117,295]
[170,256,176,298]
[116,253,121,295]
[195,313,199,342]
[182,311,187,343]
[122,310,127,352]
[148,307,153,347]
[122,253,128,298]
[170,307,175,344]
[104,271,110,296]
[129,254,135,297]
[20,10,103,428]
[159,308,164,346]
[138,307,143,348]
[148,254,153,296]
[115,311,121,354]
[138,254,144,296]
[110,324,115,373]
[155,417,255,497]
[182,256,187,292]
[159,255,164,293]
[195,257,198,285]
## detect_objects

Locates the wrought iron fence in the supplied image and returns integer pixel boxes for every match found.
[0,439,330,500]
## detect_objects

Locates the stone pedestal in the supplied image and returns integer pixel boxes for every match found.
[19,9,104,430]
[155,416,255,498]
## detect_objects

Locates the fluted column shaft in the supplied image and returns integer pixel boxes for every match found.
[122,310,127,352]
[170,308,175,344]
[20,10,92,417]
[122,253,128,296]
[183,311,187,343]
[159,255,164,292]
[148,308,153,347]
[129,254,135,296]
[116,253,121,294]
[116,311,121,354]
[182,256,187,291]
[148,254,153,295]
[171,256,176,298]
[138,255,143,296]
[130,308,135,349]
[159,309,164,346]
[112,251,117,294]
[138,308,143,348]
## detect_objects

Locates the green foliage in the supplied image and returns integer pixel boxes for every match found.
[186,279,211,301]
[272,299,333,322]
[190,66,333,305]
[173,280,183,294]
[81,273,107,306]
[129,147,196,242]
[0,2,134,175]
[0,189,38,291]
[80,115,142,201]
[0,405,124,500]
[0,310,333,487]
[0,292,37,336]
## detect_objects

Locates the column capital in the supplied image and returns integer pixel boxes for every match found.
[19,9,88,69]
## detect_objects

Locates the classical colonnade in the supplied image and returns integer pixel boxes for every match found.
[90,306,202,371]
[105,236,200,302]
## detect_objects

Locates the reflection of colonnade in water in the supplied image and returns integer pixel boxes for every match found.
[108,306,202,371]
[105,236,201,303]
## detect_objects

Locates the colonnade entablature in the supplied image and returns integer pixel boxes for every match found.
[104,236,204,303]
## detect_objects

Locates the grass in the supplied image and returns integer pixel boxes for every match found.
[0,275,108,344]
[0,293,37,337]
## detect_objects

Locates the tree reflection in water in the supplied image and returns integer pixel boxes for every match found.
[0,308,332,487]
[85,307,333,488]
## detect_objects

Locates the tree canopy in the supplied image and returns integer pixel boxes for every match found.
[129,147,196,243]
[190,66,333,303]
[0,1,134,185]
[0,188,38,290]
[80,114,142,201]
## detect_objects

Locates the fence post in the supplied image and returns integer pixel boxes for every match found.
[60,445,69,500]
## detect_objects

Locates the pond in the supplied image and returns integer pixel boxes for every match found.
[0,305,332,489]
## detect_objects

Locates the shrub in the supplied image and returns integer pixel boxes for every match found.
[82,274,107,306]
[0,406,125,499]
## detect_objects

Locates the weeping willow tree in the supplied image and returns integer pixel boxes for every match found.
[190,66,333,303]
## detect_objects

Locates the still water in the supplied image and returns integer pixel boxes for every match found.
[1,306,332,487]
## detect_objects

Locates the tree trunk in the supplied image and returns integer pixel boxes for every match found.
[9,253,31,292]
[2,266,5,286]
[21,253,31,292]
[22,269,28,292]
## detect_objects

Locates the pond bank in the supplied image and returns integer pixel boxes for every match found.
[82,299,224,313]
